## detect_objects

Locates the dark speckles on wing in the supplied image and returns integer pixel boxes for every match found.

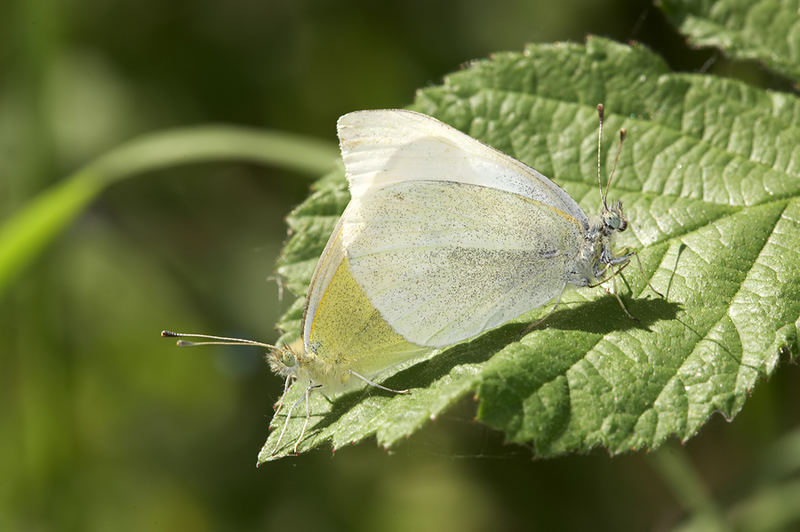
[342,180,585,347]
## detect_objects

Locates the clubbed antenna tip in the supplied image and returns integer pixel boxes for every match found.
[159,329,274,349]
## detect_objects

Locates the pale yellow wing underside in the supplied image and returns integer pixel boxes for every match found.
[301,221,426,381]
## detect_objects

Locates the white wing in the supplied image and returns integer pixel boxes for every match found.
[337,109,588,228]
[341,180,586,347]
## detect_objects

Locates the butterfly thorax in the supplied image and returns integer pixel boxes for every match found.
[267,339,355,391]
[568,200,629,287]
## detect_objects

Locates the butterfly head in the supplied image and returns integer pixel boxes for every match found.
[267,339,304,378]
[601,200,627,235]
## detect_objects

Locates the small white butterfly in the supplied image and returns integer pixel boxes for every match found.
[335,105,660,347]
[164,104,661,458]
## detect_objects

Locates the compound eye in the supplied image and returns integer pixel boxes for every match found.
[281,352,297,368]
[619,217,628,232]
[604,211,620,230]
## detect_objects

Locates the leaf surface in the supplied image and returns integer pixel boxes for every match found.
[260,37,800,462]
[660,0,800,81]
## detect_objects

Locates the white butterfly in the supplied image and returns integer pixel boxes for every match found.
[330,107,654,349]
[166,106,659,457]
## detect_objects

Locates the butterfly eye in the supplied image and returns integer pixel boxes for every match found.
[603,211,620,230]
[281,351,297,368]
[602,201,627,232]
[615,201,627,232]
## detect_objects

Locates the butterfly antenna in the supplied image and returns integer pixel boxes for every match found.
[161,330,275,349]
[604,127,627,206]
[596,104,607,210]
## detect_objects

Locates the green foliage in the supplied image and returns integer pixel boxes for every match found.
[0,127,337,299]
[660,0,800,81]
[4,0,800,529]
[262,37,800,462]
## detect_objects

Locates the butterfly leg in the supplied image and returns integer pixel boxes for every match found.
[605,248,663,299]
[273,374,294,412]
[349,370,409,394]
[588,255,632,288]
[270,388,307,456]
[632,252,664,298]
[294,383,323,454]
[519,279,568,337]
[267,374,296,456]
[610,269,638,321]
[582,257,639,320]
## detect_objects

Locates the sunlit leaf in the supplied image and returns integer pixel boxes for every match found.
[261,37,800,462]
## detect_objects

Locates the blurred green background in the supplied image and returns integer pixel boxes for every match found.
[2,0,799,530]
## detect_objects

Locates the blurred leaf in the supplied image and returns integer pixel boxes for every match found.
[659,0,800,81]
[676,479,800,532]
[46,51,140,166]
[727,479,800,532]
[755,426,800,484]
[261,37,800,461]
[0,126,337,298]
[649,446,725,530]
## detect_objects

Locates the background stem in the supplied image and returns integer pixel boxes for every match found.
[0,125,337,298]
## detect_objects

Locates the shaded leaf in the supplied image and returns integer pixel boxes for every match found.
[660,0,800,81]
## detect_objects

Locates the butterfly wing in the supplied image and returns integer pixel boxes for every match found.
[301,219,427,382]
[337,109,589,228]
[341,180,585,347]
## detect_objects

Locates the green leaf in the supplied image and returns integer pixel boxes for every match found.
[0,126,337,300]
[659,0,800,81]
[260,37,800,462]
